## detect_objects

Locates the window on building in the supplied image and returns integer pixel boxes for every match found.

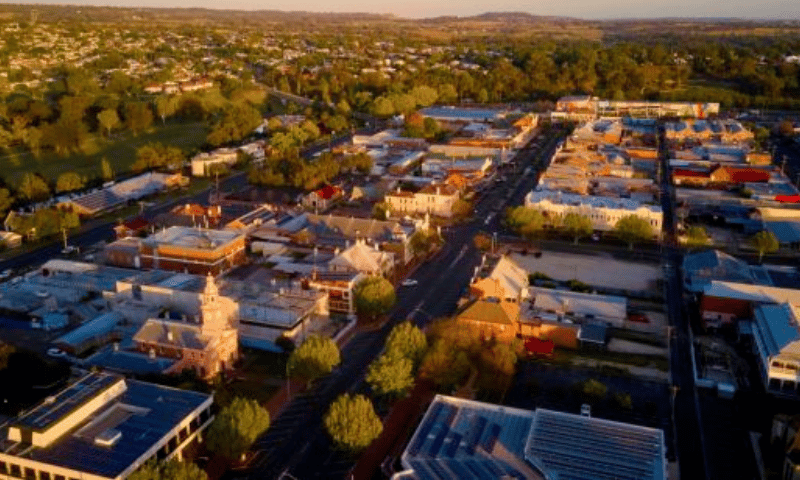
[39,473,51,480]
[0,461,6,474]
[9,464,21,478]
[24,467,35,480]
[54,475,65,480]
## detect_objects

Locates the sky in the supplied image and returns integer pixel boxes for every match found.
[16,0,800,20]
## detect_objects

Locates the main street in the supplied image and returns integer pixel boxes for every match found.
[658,124,710,480]
[227,130,565,479]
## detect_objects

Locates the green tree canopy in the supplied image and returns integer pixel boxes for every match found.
[371,96,395,117]
[563,213,593,244]
[685,225,708,247]
[97,108,120,137]
[287,334,341,384]
[354,276,396,319]
[155,95,179,124]
[324,394,383,453]
[206,102,261,147]
[132,142,185,172]
[418,339,472,392]
[506,206,547,239]
[128,459,208,480]
[366,352,413,398]
[205,397,270,461]
[751,230,779,262]
[18,173,50,202]
[125,102,154,135]
[385,321,428,367]
[55,172,85,193]
[614,215,654,250]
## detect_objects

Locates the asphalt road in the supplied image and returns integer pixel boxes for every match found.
[225,130,567,480]
[659,126,711,480]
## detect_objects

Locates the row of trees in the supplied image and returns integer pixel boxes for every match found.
[505,206,655,249]
[248,151,372,192]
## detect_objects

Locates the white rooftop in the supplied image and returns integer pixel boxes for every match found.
[526,190,662,213]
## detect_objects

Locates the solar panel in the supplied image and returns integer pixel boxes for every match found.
[463,459,496,479]
[464,416,487,455]
[480,424,501,453]
[443,433,461,458]
[443,459,473,479]
[409,404,443,456]
[428,425,450,457]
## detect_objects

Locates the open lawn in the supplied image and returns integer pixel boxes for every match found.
[0,121,208,186]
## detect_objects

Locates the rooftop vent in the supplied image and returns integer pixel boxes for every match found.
[94,428,122,447]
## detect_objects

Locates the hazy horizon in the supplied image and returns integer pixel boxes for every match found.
[11,0,800,21]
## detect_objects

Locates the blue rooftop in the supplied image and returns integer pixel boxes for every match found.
[3,373,211,479]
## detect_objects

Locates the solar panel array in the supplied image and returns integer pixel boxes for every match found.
[13,377,211,478]
[15,373,121,430]
[402,396,535,480]
[525,409,665,480]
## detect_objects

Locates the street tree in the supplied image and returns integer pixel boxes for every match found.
[372,202,389,220]
[685,225,708,247]
[506,206,546,239]
[473,232,492,251]
[324,394,383,453]
[419,339,472,392]
[354,276,396,320]
[614,215,654,250]
[385,321,428,367]
[18,173,50,203]
[129,459,208,480]
[287,334,341,385]
[205,397,270,461]
[55,172,85,193]
[563,213,593,244]
[751,230,779,262]
[97,108,120,137]
[366,352,414,398]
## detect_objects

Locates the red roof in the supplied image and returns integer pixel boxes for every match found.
[524,337,555,356]
[700,295,751,317]
[315,185,340,200]
[776,195,800,203]
[726,168,770,183]
[673,168,709,178]
[122,216,149,231]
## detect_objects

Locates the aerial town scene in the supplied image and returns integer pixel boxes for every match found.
[0,2,799,480]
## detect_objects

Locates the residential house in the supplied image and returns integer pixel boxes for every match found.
[302,185,343,212]
[385,183,460,218]
[328,240,394,277]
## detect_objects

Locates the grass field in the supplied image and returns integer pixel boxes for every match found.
[0,120,208,187]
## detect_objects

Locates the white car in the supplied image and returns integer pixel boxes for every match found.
[47,348,66,358]
[401,279,418,287]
